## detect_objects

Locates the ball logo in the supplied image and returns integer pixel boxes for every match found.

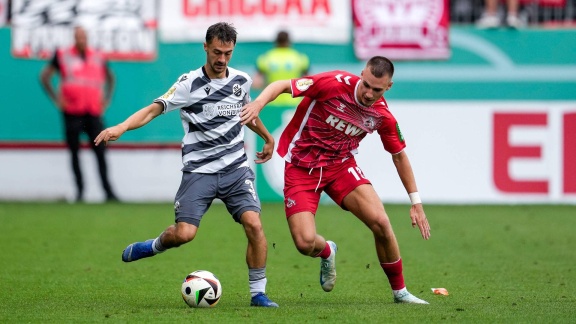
[295,78,313,91]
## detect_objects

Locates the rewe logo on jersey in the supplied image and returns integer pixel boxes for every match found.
[325,115,366,136]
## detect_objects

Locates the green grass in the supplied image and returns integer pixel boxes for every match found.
[0,203,575,323]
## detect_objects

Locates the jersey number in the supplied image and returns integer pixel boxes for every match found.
[245,179,257,200]
[348,167,366,181]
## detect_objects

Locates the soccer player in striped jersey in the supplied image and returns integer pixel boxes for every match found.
[240,56,431,304]
[95,22,278,307]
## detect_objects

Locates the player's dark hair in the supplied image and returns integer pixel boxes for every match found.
[367,56,394,78]
[275,31,290,47]
[206,22,237,45]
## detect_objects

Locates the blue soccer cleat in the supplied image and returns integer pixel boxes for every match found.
[320,240,337,292]
[250,292,279,307]
[122,239,154,262]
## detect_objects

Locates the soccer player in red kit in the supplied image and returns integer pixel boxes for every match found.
[241,56,431,304]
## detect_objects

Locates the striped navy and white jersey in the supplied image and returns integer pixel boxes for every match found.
[154,66,252,174]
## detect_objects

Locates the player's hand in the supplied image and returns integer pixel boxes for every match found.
[56,97,67,112]
[94,125,126,146]
[410,204,431,240]
[254,139,274,164]
[240,101,263,126]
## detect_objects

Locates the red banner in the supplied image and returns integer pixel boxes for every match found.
[520,0,565,6]
[353,0,450,61]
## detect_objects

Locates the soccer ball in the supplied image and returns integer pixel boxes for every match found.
[181,270,222,308]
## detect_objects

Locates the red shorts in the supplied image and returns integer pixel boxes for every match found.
[283,158,372,217]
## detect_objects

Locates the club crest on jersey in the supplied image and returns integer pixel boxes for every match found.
[203,103,217,118]
[233,84,242,97]
[295,78,313,91]
[363,117,375,130]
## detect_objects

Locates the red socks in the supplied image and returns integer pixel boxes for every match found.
[316,241,332,259]
[380,259,406,290]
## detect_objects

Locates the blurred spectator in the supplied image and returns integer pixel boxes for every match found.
[476,0,524,28]
[40,26,118,202]
[253,31,310,107]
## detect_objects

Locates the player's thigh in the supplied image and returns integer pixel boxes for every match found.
[341,184,386,227]
[218,167,261,224]
[284,162,322,217]
[174,172,218,227]
[287,211,318,244]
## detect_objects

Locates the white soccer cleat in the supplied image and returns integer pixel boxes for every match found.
[506,15,524,28]
[394,289,429,304]
[476,14,500,29]
[319,241,337,292]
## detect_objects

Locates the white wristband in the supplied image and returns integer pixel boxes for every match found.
[409,192,422,205]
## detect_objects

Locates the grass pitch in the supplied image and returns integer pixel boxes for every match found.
[0,202,574,323]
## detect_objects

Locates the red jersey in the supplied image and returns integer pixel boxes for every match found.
[277,70,406,168]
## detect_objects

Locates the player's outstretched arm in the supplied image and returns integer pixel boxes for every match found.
[391,150,431,240]
[240,80,291,125]
[95,103,163,146]
[245,117,275,164]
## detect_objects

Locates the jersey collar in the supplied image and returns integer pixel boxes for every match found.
[201,66,229,80]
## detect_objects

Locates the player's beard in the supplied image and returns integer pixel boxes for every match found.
[211,62,226,75]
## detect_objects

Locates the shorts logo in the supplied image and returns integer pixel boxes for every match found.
[203,103,216,118]
[233,84,242,97]
[286,197,296,208]
[295,78,313,91]
[174,200,180,212]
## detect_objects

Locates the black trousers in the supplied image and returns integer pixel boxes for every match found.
[63,113,116,200]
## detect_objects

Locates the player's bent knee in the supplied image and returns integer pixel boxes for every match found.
[368,216,392,236]
[174,223,197,244]
[240,212,263,230]
[293,238,315,256]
